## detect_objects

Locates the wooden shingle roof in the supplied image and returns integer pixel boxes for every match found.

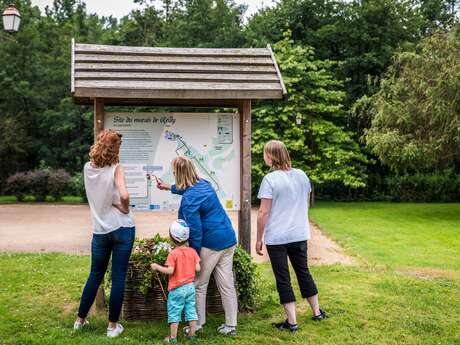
[71,40,286,105]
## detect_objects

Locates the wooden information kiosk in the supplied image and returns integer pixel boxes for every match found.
[71,40,286,254]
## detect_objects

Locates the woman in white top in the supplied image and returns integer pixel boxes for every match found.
[73,129,135,338]
[256,140,327,332]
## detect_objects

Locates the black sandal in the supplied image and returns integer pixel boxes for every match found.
[272,320,298,332]
[312,309,328,321]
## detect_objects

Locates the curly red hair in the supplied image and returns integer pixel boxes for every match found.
[89,129,122,167]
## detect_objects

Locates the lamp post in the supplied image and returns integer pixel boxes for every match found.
[2,3,21,33]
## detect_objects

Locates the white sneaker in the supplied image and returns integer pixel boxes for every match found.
[73,319,89,331]
[107,323,124,338]
[183,325,203,336]
[217,324,237,336]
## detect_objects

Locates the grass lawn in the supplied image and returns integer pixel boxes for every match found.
[0,195,84,204]
[0,253,459,345]
[310,202,460,272]
[0,202,459,344]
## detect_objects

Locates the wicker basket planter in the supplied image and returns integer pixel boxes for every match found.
[122,263,224,321]
[122,264,168,321]
[204,275,224,315]
[119,236,257,321]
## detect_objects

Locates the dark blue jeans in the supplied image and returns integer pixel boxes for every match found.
[78,226,135,322]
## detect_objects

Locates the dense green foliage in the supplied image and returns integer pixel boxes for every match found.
[0,0,459,200]
[232,245,259,312]
[252,33,369,194]
[245,0,459,107]
[315,170,460,202]
[5,166,72,201]
[359,27,460,172]
[384,171,460,202]
[0,0,97,186]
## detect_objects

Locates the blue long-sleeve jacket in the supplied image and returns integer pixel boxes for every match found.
[171,179,237,254]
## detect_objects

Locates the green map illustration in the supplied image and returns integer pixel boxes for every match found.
[164,130,236,200]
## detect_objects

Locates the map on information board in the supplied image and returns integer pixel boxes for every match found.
[104,112,240,211]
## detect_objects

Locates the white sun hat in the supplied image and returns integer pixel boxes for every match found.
[170,219,190,243]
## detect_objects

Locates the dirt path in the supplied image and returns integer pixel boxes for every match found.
[0,204,353,265]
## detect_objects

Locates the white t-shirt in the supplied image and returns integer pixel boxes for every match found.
[84,162,134,234]
[257,168,311,245]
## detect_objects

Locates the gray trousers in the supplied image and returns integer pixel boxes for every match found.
[195,245,238,327]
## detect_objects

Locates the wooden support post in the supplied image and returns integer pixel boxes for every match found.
[95,287,106,312]
[94,97,106,312]
[238,100,252,253]
[94,98,105,139]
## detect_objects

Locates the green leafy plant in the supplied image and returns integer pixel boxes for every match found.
[105,236,259,312]
[5,168,72,202]
[233,246,259,312]
[5,172,32,202]
[129,234,173,295]
[69,172,87,201]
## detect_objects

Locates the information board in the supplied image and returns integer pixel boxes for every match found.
[105,112,240,211]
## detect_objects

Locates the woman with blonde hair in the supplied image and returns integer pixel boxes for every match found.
[157,156,238,336]
[256,140,327,332]
[73,129,135,338]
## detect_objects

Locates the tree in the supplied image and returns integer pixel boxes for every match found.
[0,0,109,184]
[252,33,369,195]
[128,0,246,48]
[418,0,460,33]
[245,0,459,108]
[360,26,460,172]
[0,0,44,180]
[114,7,165,47]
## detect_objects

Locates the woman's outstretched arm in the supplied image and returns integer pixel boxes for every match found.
[155,177,186,196]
